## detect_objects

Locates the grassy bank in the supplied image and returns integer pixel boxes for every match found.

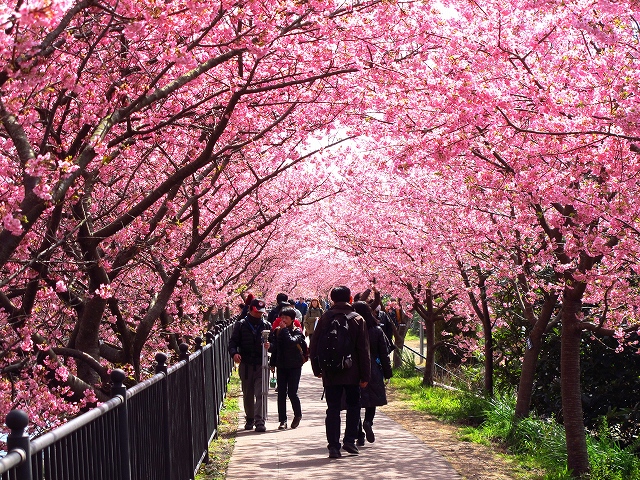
[389,371,640,480]
[195,371,241,480]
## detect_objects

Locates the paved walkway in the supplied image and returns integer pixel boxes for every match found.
[226,361,462,480]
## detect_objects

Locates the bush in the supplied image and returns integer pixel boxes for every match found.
[586,420,640,480]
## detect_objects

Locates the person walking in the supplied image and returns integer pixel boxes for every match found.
[295,297,308,318]
[309,286,370,459]
[228,298,272,432]
[267,292,290,324]
[303,298,324,339]
[269,307,308,430]
[288,299,304,322]
[352,301,393,446]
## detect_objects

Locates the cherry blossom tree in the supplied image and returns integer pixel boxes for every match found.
[0,0,411,432]
[346,1,640,475]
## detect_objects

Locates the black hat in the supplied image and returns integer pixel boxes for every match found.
[250,298,267,313]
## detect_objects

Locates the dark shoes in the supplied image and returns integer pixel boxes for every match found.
[328,448,342,459]
[342,443,359,455]
[278,422,287,430]
[290,416,302,429]
[244,419,254,430]
[356,435,365,447]
[363,421,375,443]
[255,424,266,432]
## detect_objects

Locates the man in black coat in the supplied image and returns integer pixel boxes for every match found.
[309,286,371,458]
[228,298,271,432]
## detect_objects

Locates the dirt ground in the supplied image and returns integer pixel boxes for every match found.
[381,388,534,480]
[380,339,540,480]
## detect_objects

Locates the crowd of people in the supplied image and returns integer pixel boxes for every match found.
[227,287,394,459]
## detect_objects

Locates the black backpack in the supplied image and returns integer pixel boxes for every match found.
[316,312,358,372]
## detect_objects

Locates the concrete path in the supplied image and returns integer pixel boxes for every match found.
[226,361,462,480]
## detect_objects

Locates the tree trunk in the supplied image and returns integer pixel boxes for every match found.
[478,273,493,397]
[561,294,590,477]
[515,293,557,418]
[392,317,411,369]
[483,323,494,396]
[514,326,546,419]
[515,330,544,418]
[422,315,436,387]
[393,334,406,369]
[421,289,436,387]
[73,296,108,385]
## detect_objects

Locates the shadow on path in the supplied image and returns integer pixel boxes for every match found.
[225,360,462,480]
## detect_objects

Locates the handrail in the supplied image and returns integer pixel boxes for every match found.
[402,344,470,387]
[30,396,123,454]
[0,450,26,474]
[126,371,165,398]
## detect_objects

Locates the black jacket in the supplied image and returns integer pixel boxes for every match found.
[267,301,289,325]
[268,326,308,370]
[360,325,393,408]
[228,314,271,366]
[309,302,371,386]
[377,310,395,348]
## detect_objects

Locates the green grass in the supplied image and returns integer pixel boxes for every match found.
[195,372,240,480]
[390,375,488,424]
[390,372,640,479]
[405,332,420,342]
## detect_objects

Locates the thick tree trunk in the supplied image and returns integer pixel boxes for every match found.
[561,295,590,477]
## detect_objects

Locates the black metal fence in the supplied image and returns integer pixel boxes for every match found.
[0,324,234,480]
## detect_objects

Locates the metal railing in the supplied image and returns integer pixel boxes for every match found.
[0,324,234,480]
[402,344,469,389]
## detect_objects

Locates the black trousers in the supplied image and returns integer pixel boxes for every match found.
[358,406,376,439]
[324,384,360,450]
[276,367,302,422]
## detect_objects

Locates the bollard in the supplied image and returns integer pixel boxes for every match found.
[111,369,132,480]
[6,409,32,480]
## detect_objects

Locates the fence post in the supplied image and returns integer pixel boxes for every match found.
[6,409,32,480]
[205,331,220,438]
[195,337,210,464]
[111,369,132,480]
[155,352,173,480]
[179,342,195,479]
